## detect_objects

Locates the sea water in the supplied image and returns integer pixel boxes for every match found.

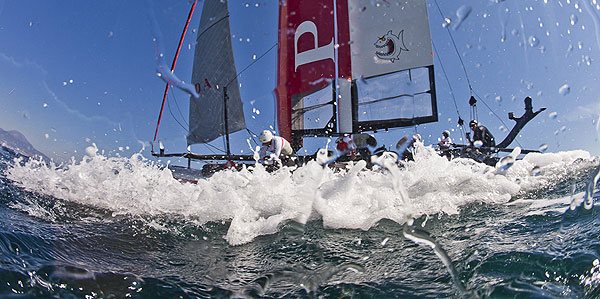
[0,144,599,297]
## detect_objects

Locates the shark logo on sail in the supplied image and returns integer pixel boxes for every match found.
[374,30,409,62]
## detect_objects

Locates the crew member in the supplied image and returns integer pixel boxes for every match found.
[468,120,495,147]
[402,134,421,161]
[437,130,453,150]
[335,133,377,167]
[258,130,293,166]
[438,130,454,160]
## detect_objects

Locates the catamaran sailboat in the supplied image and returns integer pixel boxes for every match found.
[151,0,544,180]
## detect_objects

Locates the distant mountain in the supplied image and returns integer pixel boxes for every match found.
[0,128,48,161]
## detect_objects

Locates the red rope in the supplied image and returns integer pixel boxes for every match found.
[153,0,198,149]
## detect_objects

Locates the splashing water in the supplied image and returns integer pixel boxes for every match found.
[3,143,600,297]
[372,144,467,294]
[4,144,597,248]
[402,223,467,294]
[146,0,199,99]
[583,164,600,209]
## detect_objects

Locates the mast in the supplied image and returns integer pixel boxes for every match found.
[223,87,231,156]
[152,1,198,151]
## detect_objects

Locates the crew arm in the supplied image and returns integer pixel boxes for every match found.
[259,145,267,159]
[273,138,283,158]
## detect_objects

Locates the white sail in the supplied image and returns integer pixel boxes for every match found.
[187,0,245,145]
[347,0,434,78]
[345,0,437,132]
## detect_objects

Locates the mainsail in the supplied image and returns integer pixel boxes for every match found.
[187,0,245,145]
[276,0,437,149]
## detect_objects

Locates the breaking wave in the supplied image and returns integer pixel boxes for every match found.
[4,144,597,246]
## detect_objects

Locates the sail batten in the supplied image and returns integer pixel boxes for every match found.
[187,0,245,146]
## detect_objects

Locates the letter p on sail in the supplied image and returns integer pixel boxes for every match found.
[294,21,334,71]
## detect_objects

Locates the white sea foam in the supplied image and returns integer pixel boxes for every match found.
[4,145,597,245]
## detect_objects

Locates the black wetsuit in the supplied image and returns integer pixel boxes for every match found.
[472,125,495,147]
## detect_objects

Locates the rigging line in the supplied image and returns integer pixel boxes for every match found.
[471,90,508,128]
[169,89,189,128]
[431,0,474,93]
[225,42,278,88]
[165,98,225,154]
[470,90,523,148]
[245,129,260,147]
[192,134,226,153]
[196,14,229,41]
[432,41,467,141]
[197,136,226,153]
[204,141,225,154]
[433,0,504,135]
[432,42,462,119]
[153,0,198,146]
[166,94,189,135]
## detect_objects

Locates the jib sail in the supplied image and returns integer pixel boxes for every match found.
[187,0,246,145]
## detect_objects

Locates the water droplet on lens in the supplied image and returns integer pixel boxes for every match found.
[570,14,578,25]
[498,155,515,172]
[549,111,558,119]
[442,18,452,28]
[558,84,570,95]
[528,35,539,47]
[531,166,541,176]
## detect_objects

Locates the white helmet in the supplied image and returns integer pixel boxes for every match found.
[443,130,450,136]
[259,130,273,143]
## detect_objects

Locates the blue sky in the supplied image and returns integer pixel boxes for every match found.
[0,0,598,164]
